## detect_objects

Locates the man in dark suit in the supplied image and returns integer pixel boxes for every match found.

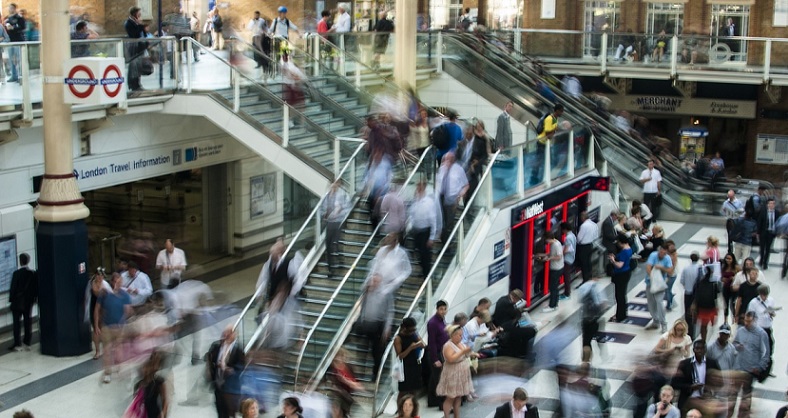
[207,325,246,418]
[493,387,540,418]
[601,209,619,255]
[671,339,721,415]
[492,289,537,360]
[9,253,37,351]
[757,198,780,270]
[495,101,513,151]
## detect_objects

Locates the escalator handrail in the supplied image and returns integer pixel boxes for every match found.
[182,37,345,149]
[231,141,367,335]
[448,32,775,192]
[228,36,369,130]
[439,35,764,207]
[370,149,502,417]
[296,145,435,392]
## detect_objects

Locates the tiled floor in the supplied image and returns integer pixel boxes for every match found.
[0,226,787,417]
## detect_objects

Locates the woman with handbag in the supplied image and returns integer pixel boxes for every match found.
[720,253,740,324]
[128,350,168,418]
[645,245,674,333]
[394,317,425,402]
[436,325,478,418]
[652,319,692,359]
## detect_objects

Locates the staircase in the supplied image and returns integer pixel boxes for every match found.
[213,77,367,172]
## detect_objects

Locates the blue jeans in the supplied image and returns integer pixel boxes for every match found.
[7,45,19,80]
[664,275,677,309]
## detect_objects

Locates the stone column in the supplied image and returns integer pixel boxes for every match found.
[394,0,416,90]
[35,0,92,356]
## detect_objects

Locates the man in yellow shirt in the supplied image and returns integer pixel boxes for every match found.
[531,104,564,185]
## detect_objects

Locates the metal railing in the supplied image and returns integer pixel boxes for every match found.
[232,140,367,349]
[293,145,435,391]
[370,149,502,417]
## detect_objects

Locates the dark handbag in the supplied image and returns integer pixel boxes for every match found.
[140,57,154,76]
[629,257,638,270]
[653,194,663,207]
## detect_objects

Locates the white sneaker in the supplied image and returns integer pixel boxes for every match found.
[542,307,557,313]
[23,345,31,351]
[102,374,111,384]
[13,346,24,352]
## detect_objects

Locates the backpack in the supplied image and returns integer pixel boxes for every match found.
[582,283,603,320]
[460,16,471,30]
[272,17,290,34]
[693,267,719,309]
[430,123,450,151]
[535,114,551,135]
[212,15,223,31]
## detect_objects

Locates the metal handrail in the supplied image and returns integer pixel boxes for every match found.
[231,140,367,334]
[295,145,434,391]
[292,213,388,388]
[439,35,769,207]
[370,149,502,416]
[444,32,776,192]
[181,37,341,145]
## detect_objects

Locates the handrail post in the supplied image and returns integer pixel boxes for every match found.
[517,145,525,197]
[670,36,679,78]
[600,159,608,177]
[185,39,192,93]
[334,138,341,177]
[314,213,322,249]
[339,35,346,76]
[436,32,443,73]
[233,69,240,112]
[355,62,361,88]
[173,37,180,88]
[486,168,493,211]
[600,32,608,74]
[764,39,772,84]
[312,34,321,77]
[567,130,575,177]
[458,221,465,266]
[115,41,128,110]
[513,30,522,55]
[588,134,595,170]
[350,157,357,192]
[613,183,620,208]
[426,278,433,323]
[282,105,290,147]
[544,139,551,188]
[20,44,31,122]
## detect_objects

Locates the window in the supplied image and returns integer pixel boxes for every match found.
[429,0,464,29]
[487,0,524,30]
[583,1,620,57]
[710,4,749,62]
[645,2,684,35]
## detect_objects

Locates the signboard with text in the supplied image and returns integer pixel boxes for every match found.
[606,95,756,119]
[64,58,126,105]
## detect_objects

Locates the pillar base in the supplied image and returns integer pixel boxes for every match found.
[36,220,91,357]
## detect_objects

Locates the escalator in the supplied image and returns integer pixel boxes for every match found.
[438,33,772,220]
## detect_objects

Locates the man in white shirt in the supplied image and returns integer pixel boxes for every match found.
[746,284,775,357]
[721,189,744,254]
[575,211,599,284]
[270,6,298,39]
[408,181,439,278]
[322,180,349,270]
[247,11,267,68]
[437,152,469,242]
[156,239,187,289]
[560,222,576,300]
[639,159,662,220]
[542,231,564,313]
[121,261,153,306]
[631,200,653,228]
[330,4,351,34]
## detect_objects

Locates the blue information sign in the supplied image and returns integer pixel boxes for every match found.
[488,258,508,286]
[493,240,505,259]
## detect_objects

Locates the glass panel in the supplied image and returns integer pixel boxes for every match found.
[646,2,684,35]
[583,1,619,58]
[550,130,570,179]
[574,126,592,170]
[710,4,749,62]
[492,151,519,203]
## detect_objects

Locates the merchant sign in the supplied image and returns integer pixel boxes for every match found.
[606,95,756,119]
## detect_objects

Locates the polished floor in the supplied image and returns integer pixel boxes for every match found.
[0,220,785,418]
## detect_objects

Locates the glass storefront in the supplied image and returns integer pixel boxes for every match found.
[429,0,463,29]
[583,0,620,57]
[645,2,684,35]
[487,0,524,30]
[710,4,749,62]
